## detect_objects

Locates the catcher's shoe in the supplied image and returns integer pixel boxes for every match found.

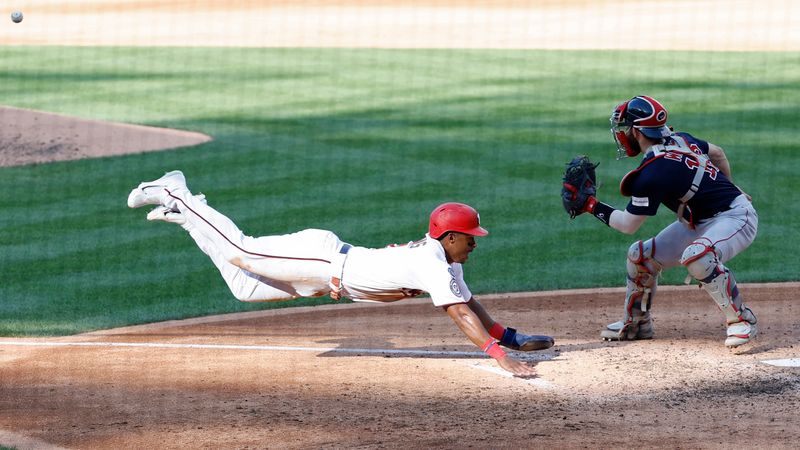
[127,170,186,209]
[725,307,757,348]
[146,194,206,225]
[601,315,654,341]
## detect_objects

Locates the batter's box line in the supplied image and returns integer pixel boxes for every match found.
[0,340,555,361]
[470,363,554,388]
[761,358,800,367]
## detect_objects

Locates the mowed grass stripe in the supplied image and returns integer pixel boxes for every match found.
[0,47,797,335]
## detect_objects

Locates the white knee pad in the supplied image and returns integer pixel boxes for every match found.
[680,241,717,280]
[681,241,754,328]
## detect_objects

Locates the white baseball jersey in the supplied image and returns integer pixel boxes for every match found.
[167,189,472,306]
[341,234,472,307]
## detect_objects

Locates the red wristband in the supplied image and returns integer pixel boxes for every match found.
[482,338,507,359]
[489,322,505,340]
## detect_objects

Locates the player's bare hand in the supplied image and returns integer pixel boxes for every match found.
[497,355,537,378]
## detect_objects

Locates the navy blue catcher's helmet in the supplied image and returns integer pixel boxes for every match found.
[610,95,672,158]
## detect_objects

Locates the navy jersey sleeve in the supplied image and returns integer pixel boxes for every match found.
[624,172,663,216]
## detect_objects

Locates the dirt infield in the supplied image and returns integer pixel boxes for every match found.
[2,1,799,448]
[1,284,798,449]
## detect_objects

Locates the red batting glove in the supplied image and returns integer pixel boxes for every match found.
[583,196,598,214]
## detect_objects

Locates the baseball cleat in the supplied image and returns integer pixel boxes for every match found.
[725,307,757,348]
[600,317,654,341]
[147,206,185,225]
[127,170,186,208]
[146,194,206,225]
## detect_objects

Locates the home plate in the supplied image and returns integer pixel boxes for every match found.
[761,358,800,367]
[470,364,553,388]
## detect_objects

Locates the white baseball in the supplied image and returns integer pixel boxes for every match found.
[11,11,23,23]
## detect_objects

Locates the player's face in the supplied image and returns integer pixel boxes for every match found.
[612,124,642,159]
[443,232,477,264]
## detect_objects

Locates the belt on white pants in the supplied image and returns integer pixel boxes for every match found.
[329,243,351,300]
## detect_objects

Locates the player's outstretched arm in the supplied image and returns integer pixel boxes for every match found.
[464,298,494,329]
[466,299,554,351]
[494,353,538,377]
[444,303,537,377]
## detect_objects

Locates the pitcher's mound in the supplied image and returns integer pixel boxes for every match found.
[0,106,211,167]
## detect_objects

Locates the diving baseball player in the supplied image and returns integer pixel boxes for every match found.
[128,172,554,376]
[561,95,758,347]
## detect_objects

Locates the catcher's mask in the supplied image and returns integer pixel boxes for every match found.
[610,95,671,159]
[429,202,488,240]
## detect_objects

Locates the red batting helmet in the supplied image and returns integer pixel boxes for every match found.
[610,95,671,158]
[429,202,489,239]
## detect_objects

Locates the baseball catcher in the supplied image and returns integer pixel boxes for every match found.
[561,95,757,348]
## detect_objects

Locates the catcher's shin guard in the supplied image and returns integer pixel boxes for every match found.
[681,242,757,347]
[601,239,661,341]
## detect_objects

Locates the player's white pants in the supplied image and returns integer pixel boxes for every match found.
[652,195,757,268]
[165,188,342,302]
[658,194,757,332]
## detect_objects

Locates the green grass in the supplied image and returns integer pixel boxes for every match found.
[1,47,798,335]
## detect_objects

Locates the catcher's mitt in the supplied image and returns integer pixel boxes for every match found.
[561,155,599,219]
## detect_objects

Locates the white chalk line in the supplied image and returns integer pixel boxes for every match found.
[761,358,800,367]
[0,429,69,450]
[470,364,553,388]
[0,340,554,361]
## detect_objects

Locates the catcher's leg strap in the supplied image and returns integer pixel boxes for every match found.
[681,242,757,346]
[601,239,660,341]
[626,238,662,314]
[681,242,744,324]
